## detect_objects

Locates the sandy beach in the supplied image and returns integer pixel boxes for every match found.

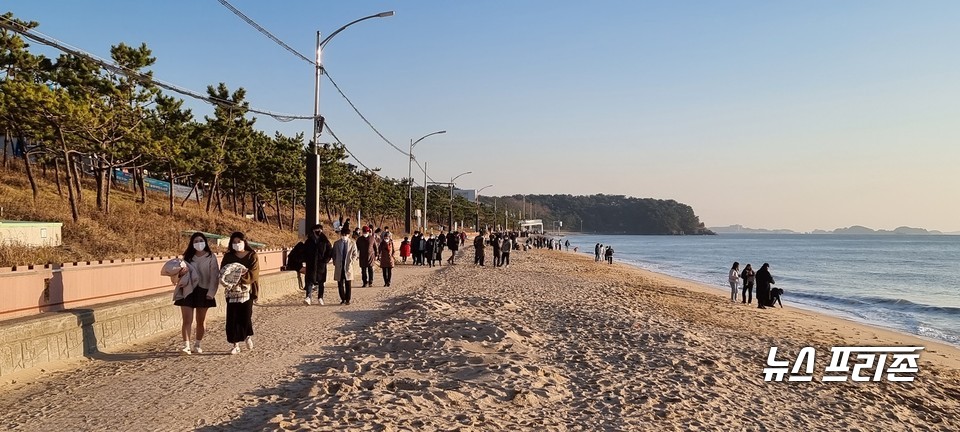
[1,247,957,431]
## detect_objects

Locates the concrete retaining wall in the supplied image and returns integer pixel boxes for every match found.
[0,271,300,378]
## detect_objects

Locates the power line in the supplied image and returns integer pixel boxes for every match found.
[213,0,410,157]
[0,17,313,122]
[215,0,314,66]
[323,70,408,157]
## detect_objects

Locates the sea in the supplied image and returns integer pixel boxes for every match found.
[565,234,960,347]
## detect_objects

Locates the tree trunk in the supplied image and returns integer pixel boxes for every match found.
[323,196,333,224]
[215,186,224,214]
[231,178,239,215]
[71,153,83,203]
[275,189,283,230]
[22,150,39,202]
[136,166,146,203]
[205,173,219,213]
[59,139,79,223]
[95,158,105,211]
[181,180,197,206]
[241,191,247,217]
[290,190,296,231]
[54,158,63,197]
[105,159,114,214]
[2,130,9,169]
[168,164,175,215]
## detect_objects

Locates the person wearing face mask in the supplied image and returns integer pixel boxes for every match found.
[333,227,359,305]
[424,233,436,267]
[173,232,220,354]
[303,224,333,305]
[355,226,377,287]
[221,232,260,355]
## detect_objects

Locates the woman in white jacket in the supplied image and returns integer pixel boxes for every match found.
[333,227,359,305]
[728,262,741,303]
[173,233,220,354]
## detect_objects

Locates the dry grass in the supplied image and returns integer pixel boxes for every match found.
[0,164,301,267]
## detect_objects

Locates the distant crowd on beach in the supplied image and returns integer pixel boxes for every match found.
[727,261,780,309]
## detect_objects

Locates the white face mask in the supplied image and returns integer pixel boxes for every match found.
[364,233,370,237]
[232,242,245,251]
[193,241,206,251]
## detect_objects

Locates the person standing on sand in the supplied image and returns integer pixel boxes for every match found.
[740,264,756,304]
[333,228,358,305]
[221,232,259,355]
[595,243,601,261]
[492,233,502,267]
[500,236,512,267]
[755,263,775,309]
[473,230,486,266]
[605,246,614,264]
[424,233,437,267]
[174,232,220,354]
[356,226,376,287]
[378,232,395,287]
[447,230,460,264]
[400,236,411,265]
[728,262,741,303]
[303,224,333,306]
[435,231,446,266]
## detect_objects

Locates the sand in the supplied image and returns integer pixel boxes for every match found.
[1,247,957,431]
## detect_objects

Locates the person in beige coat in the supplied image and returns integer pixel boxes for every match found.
[333,227,359,305]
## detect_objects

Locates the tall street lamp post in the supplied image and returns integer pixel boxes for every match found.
[474,184,493,232]
[406,130,445,234]
[448,171,471,231]
[306,11,394,233]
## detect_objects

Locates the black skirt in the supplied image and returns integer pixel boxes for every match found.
[174,287,217,308]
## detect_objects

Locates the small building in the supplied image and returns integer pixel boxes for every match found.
[0,220,63,247]
[519,219,544,234]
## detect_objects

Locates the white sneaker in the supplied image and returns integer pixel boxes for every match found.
[193,341,203,354]
[304,297,312,305]
[230,345,241,355]
[181,343,191,355]
[318,298,324,306]
[245,336,254,350]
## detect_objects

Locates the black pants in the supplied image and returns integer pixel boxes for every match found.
[413,250,422,265]
[501,252,510,266]
[226,299,254,343]
[493,250,501,267]
[595,253,600,261]
[361,265,374,285]
[742,282,754,304]
[448,249,458,263]
[382,267,392,286]
[757,285,771,307]
[474,248,485,266]
[338,278,352,303]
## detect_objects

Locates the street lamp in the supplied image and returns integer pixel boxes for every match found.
[306,11,394,233]
[406,130,445,234]
[448,171,471,231]
[475,184,493,232]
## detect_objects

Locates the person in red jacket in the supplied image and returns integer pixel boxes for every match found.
[399,236,411,264]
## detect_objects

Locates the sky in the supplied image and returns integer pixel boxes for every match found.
[5,1,960,232]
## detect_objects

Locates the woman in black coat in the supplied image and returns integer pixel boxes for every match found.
[755,263,775,309]
[303,225,333,305]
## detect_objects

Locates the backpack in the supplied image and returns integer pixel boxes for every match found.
[284,241,306,271]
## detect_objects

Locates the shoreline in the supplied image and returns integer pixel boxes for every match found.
[587,251,960,371]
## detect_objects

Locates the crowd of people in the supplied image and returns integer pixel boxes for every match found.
[166,221,605,356]
[593,243,615,264]
[727,261,777,309]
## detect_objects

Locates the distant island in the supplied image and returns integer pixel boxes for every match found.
[710,224,955,235]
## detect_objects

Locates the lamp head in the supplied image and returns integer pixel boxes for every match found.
[377,11,395,17]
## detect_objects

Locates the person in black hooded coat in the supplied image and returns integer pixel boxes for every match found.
[755,263,775,309]
[303,224,333,305]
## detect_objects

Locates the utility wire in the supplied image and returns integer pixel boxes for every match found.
[324,70,409,157]
[215,0,314,66]
[213,0,410,157]
[0,18,312,122]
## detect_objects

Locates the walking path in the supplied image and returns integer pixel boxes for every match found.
[0,262,441,431]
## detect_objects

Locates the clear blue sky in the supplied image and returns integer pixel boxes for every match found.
[7,1,960,232]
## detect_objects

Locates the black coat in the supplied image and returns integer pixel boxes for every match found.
[756,268,775,289]
[304,233,333,284]
[447,232,460,251]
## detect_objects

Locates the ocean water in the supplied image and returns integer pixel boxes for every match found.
[565,234,960,347]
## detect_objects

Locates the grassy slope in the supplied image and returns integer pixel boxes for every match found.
[0,165,301,267]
